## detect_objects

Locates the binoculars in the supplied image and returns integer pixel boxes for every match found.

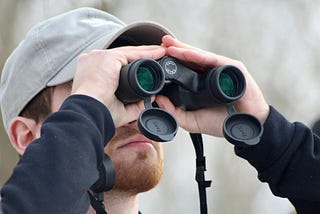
[116,56,245,108]
[116,56,263,146]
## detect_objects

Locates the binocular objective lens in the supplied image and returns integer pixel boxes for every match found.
[137,66,155,92]
[219,73,235,97]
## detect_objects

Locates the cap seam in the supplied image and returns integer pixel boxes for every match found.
[36,25,56,86]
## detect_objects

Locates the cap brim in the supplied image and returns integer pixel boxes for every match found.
[47,21,173,87]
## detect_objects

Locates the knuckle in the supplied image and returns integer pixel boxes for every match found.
[234,60,245,69]
[77,53,89,62]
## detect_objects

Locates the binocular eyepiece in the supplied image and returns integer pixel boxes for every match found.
[116,56,263,146]
[116,59,165,104]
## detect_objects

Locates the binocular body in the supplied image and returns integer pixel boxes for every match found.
[116,56,263,147]
[116,56,246,110]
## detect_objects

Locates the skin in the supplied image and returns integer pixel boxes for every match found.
[9,36,270,213]
[156,35,270,137]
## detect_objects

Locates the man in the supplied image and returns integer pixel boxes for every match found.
[1,6,320,214]
[0,7,169,214]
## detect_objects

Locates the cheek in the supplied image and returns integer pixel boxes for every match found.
[51,100,64,112]
[35,122,43,139]
[51,85,71,112]
[51,94,68,112]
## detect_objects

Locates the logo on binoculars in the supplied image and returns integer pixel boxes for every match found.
[164,60,177,75]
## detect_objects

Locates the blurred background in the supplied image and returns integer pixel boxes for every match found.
[1,0,320,213]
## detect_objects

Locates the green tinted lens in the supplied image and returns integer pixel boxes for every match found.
[137,66,155,91]
[219,73,235,97]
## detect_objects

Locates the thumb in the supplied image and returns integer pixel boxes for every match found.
[112,100,146,128]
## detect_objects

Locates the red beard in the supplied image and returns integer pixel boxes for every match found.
[105,127,163,194]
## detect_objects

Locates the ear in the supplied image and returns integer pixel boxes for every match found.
[8,117,41,155]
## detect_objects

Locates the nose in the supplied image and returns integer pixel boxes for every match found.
[123,120,139,130]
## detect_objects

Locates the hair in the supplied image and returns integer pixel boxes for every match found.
[16,87,54,158]
[19,87,54,122]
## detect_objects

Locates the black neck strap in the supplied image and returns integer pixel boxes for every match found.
[190,133,212,214]
[88,191,107,214]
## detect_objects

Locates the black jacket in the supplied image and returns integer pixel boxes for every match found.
[0,96,319,213]
[1,95,115,213]
[235,106,320,213]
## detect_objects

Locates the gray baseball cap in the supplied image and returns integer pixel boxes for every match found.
[0,7,173,133]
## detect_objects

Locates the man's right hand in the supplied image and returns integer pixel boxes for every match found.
[71,45,166,128]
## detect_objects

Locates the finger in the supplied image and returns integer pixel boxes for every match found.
[162,35,199,50]
[118,100,145,127]
[155,95,200,133]
[166,46,234,67]
[111,45,166,66]
[162,35,238,67]
[154,95,177,114]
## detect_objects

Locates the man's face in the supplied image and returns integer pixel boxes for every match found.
[50,82,164,194]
